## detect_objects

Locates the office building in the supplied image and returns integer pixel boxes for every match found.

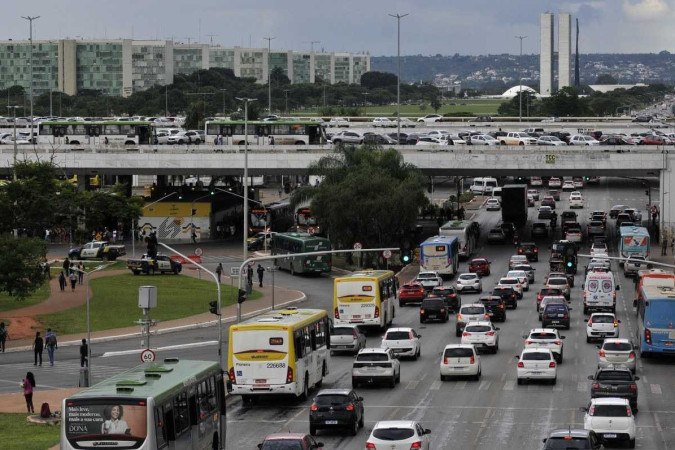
[558,13,572,90]
[539,13,554,96]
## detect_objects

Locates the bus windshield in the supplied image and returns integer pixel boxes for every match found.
[645,300,675,328]
[65,399,148,445]
[232,330,289,357]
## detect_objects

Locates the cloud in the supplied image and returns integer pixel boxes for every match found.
[622,0,671,20]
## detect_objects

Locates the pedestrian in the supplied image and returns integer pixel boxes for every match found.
[247,263,254,286]
[44,228,50,242]
[229,225,235,237]
[62,257,70,275]
[33,332,43,366]
[80,339,88,368]
[77,262,84,284]
[0,322,8,352]
[671,238,675,255]
[257,264,265,287]
[58,271,66,291]
[191,227,197,244]
[45,328,57,366]
[69,271,77,291]
[21,372,36,414]
[215,263,223,284]
[662,238,668,256]
[112,229,117,243]
[43,260,51,280]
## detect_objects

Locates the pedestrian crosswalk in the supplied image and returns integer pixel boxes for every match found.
[0,361,128,392]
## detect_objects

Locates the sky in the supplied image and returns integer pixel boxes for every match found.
[3,0,675,55]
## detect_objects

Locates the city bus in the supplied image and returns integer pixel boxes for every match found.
[204,119,327,145]
[61,359,226,450]
[438,220,480,260]
[333,270,397,329]
[419,235,460,278]
[38,120,155,145]
[227,308,330,401]
[635,285,675,357]
[618,226,650,265]
[294,205,321,235]
[270,232,332,275]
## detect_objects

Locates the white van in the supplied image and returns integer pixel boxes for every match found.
[583,270,620,314]
[470,177,499,195]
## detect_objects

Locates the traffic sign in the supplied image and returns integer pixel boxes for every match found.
[194,247,203,257]
[230,267,241,276]
[353,242,362,250]
[140,348,156,363]
[383,250,392,259]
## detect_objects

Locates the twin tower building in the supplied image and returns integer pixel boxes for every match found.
[540,12,573,96]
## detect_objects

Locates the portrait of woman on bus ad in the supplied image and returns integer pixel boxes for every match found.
[101,405,130,435]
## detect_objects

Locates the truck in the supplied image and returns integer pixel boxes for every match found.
[500,184,528,227]
[126,254,182,275]
[68,240,126,261]
[499,132,537,146]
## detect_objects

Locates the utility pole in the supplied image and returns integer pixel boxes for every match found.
[389,13,408,143]
[22,15,40,143]
[515,35,527,123]
[263,37,275,113]
[236,97,257,262]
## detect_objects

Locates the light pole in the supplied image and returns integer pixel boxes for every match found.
[515,35,527,123]
[263,36,275,113]
[21,15,40,143]
[236,97,257,261]
[283,89,290,114]
[164,85,169,117]
[190,192,216,242]
[135,192,178,257]
[389,13,408,143]
[267,265,276,310]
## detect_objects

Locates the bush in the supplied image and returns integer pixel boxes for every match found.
[459,192,475,203]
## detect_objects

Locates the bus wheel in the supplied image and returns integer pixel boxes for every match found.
[300,376,309,400]
[295,141,304,145]
[315,362,327,388]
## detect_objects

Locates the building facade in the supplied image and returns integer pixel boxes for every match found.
[558,13,572,90]
[0,39,370,98]
[539,13,554,96]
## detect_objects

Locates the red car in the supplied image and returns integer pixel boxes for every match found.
[468,258,491,276]
[258,433,324,450]
[536,288,563,309]
[398,282,426,306]
[640,135,672,145]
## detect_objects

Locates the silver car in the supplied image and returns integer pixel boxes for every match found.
[456,273,482,293]
[352,348,401,388]
[597,338,636,373]
[330,324,366,355]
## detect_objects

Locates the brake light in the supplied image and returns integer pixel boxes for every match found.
[629,383,638,391]
[286,366,294,383]
[457,314,463,321]
[353,329,359,338]
[516,284,521,288]
[365,443,376,449]
[628,351,636,359]
[498,304,505,309]
[486,331,495,336]
[592,383,600,389]
[518,248,523,254]
[534,248,538,252]
[310,404,318,411]
[443,357,449,364]
[469,356,475,364]
[409,331,414,339]
[554,340,561,346]
[562,314,568,320]
[410,442,423,449]
[549,361,556,368]
[483,314,490,320]
[228,367,236,384]
[517,361,524,368]
[525,340,533,345]
[588,405,595,416]
[462,331,471,337]
[626,406,632,416]
[334,307,340,319]
[598,349,606,357]
[587,318,593,326]
[645,328,652,345]
[345,403,355,411]
[374,306,380,318]
[420,309,425,314]
[614,321,619,328]
[449,293,457,298]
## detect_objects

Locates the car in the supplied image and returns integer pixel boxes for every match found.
[540,196,556,209]
[366,421,431,450]
[363,133,399,145]
[597,338,637,373]
[609,204,626,219]
[587,220,606,237]
[455,273,482,293]
[419,297,449,323]
[538,296,567,319]
[415,271,443,291]
[640,134,672,145]
[624,255,651,277]
[568,134,599,145]
[260,114,280,122]
[461,320,500,353]
[548,177,562,188]
[545,276,571,300]
[582,397,636,448]
[398,282,426,306]
[586,313,620,342]
[527,194,535,207]
[485,197,501,211]
[309,389,364,436]
[479,296,506,322]
[492,286,518,309]
[526,189,540,201]
[541,429,602,450]
[588,365,640,411]
[468,258,491,276]
[455,303,489,337]
[536,288,563,309]
[415,136,447,146]
[542,303,571,329]
[470,134,500,145]
[537,207,554,222]
[530,176,543,186]
[506,270,530,291]
[536,135,566,146]
[381,327,421,360]
[499,222,517,240]
[523,328,566,363]
[531,221,549,238]
[352,348,401,388]
[372,117,395,128]
[623,208,642,223]
[497,276,524,299]
[572,177,584,189]
[591,210,608,224]
[615,213,633,229]
[569,191,584,208]
[429,285,461,312]
[330,324,367,355]
[548,271,575,288]
[257,433,324,450]
[516,242,539,262]
[167,130,202,144]
[440,344,481,381]
[587,176,601,184]
[565,226,583,244]
[396,117,417,128]
[330,130,363,144]
[588,242,608,259]
[516,348,557,385]
[327,117,349,127]
[508,254,529,270]
[247,232,274,251]
[416,114,443,124]
[547,189,561,201]
[562,180,576,192]
[487,227,506,244]
[512,263,535,283]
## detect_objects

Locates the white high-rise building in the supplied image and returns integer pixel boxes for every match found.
[558,13,572,90]
[539,13,554,96]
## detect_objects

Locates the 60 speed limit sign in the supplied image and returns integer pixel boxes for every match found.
[140,349,156,363]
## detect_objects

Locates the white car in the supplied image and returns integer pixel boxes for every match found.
[167,130,202,144]
[536,136,566,146]
[426,130,449,140]
[583,398,636,448]
[530,176,543,186]
[590,242,608,258]
[506,270,530,291]
[460,321,500,353]
[527,189,540,201]
[447,134,467,145]
[381,327,421,359]
[586,313,620,343]
[328,117,349,127]
[485,197,501,211]
[569,191,584,208]
[415,271,443,291]
[597,339,637,373]
[396,117,416,128]
[0,135,31,145]
[372,117,395,128]
[562,181,576,192]
[523,328,566,363]
[548,177,562,188]
[366,421,431,450]
[508,254,529,270]
[456,303,489,337]
[568,134,599,146]
[455,273,482,293]
[330,324,367,355]
[416,114,443,124]
[470,134,500,146]
[330,131,363,144]
[440,344,481,381]
[415,136,447,146]
[516,348,557,385]
[352,348,401,388]
[497,277,523,299]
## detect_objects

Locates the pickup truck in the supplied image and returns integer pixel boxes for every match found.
[499,132,537,146]
[127,254,182,275]
[588,366,640,411]
[69,240,126,261]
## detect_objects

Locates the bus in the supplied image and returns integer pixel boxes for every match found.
[61,359,226,450]
[294,205,321,235]
[438,220,480,260]
[271,232,332,275]
[618,226,650,265]
[249,206,270,236]
[38,120,155,145]
[204,119,327,145]
[227,308,330,401]
[635,285,675,357]
[634,269,675,308]
[419,235,460,278]
[333,270,397,329]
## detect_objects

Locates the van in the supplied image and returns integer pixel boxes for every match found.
[470,177,499,195]
[583,270,619,314]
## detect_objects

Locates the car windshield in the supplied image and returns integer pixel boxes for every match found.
[444,347,473,358]
[592,315,614,324]
[261,440,304,450]
[466,324,492,333]
[603,342,632,351]
[372,428,415,441]
[500,279,517,285]
[461,307,484,315]
[402,284,421,290]
[545,305,567,314]
[593,405,629,417]
[522,352,551,361]
[421,300,443,308]
[417,273,436,280]
[357,353,388,362]
[544,437,592,449]
[332,327,356,336]
[530,332,557,340]
[597,371,632,381]
[385,332,411,340]
[548,279,567,286]
[459,274,476,280]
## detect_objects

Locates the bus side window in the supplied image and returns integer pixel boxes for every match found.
[304,328,312,355]
[310,327,317,351]
[163,404,176,441]
[155,407,168,448]
[173,392,190,436]
[189,394,198,426]
[294,330,304,359]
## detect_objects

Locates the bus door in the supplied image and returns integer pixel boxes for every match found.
[137,126,151,145]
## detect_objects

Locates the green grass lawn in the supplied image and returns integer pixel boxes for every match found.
[0,413,59,450]
[37,274,261,335]
[296,99,504,117]
[0,283,50,314]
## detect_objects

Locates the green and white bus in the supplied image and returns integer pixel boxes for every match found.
[271,232,332,275]
[38,120,155,145]
[204,119,327,145]
[61,359,226,450]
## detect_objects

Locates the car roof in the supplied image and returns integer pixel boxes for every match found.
[418,271,439,276]
[521,347,553,354]
[589,397,629,406]
[510,255,528,259]
[459,272,479,277]
[470,258,489,262]
[499,277,518,281]
[386,327,414,332]
[602,338,632,345]
[443,343,476,350]
[264,433,311,440]
[547,428,593,438]
[358,347,389,354]
[461,303,485,308]
[316,388,353,396]
[529,328,559,334]
[333,324,361,329]
[374,420,417,429]
[465,320,492,327]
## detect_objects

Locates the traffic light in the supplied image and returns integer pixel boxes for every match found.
[209,300,220,315]
[400,249,412,265]
[237,289,247,304]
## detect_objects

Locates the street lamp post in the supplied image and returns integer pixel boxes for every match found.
[264,36,275,113]
[267,265,276,310]
[236,97,257,261]
[389,13,408,143]
[21,15,40,144]
[219,89,227,116]
[515,35,527,123]
[283,89,290,114]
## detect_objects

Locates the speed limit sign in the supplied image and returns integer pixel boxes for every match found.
[353,242,362,250]
[383,250,392,259]
[194,247,203,257]
[140,348,156,363]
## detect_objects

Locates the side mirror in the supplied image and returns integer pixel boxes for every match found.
[617,319,621,323]
[568,307,573,311]
[616,285,620,291]
[633,299,638,307]
[424,429,431,435]
[580,406,588,412]
[316,443,324,448]
[543,438,548,443]
[522,335,528,339]
[514,355,520,360]
[587,375,594,381]
[634,376,640,381]
[358,397,364,401]
[560,336,566,340]
[495,327,501,331]
[417,334,422,338]
[596,345,602,349]
[258,445,263,449]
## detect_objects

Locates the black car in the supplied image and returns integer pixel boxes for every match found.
[560,210,577,225]
[499,222,517,240]
[309,389,365,436]
[541,303,571,329]
[487,228,506,244]
[479,295,506,322]
[516,242,539,262]
[363,133,398,145]
[542,429,602,450]
[531,221,549,238]
[429,286,461,312]
[541,197,556,209]
[547,189,561,201]
[491,286,518,309]
[588,365,640,411]
[420,297,449,323]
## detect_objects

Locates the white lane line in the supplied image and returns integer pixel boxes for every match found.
[642,375,649,384]
[102,340,218,357]
[405,380,420,390]
[478,380,491,391]
[503,380,515,391]
[553,381,563,392]
[455,380,467,390]
[429,380,442,391]
[577,382,587,392]
[650,384,662,395]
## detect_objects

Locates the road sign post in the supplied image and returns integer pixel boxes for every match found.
[140,348,156,363]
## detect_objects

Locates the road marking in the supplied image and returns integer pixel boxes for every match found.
[553,381,563,392]
[642,375,649,384]
[455,380,467,390]
[478,380,491,391]
[429,380,442,390]
[577,382,587,392]
[405,380,420,390]
[503,380,515,391]
[650,384,662,395]
[102,340,219,357]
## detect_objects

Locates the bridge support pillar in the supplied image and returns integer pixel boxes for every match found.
[659,152,675,246]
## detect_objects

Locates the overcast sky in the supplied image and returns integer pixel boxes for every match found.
[4,0,674,55]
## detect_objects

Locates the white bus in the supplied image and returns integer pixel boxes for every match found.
[469,177,498,195]
[439,220,480,260]
[204,119,327,145]
[419,235,460,278]
[333,270,397,330]
[227,308,330,402]
[37,120,155,146]
[61,358,226,449]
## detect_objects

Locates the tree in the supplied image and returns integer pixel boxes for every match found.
[595,74,618,85]
[270,67,290,86]
[360,71,398,90]
[0,235,47,299]
[540,86,590,117]
[430,96,442,113]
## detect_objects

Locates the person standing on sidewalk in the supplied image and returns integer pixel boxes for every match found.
[58,271,66,291]
[33,332,43,366]
[216,263,223,284]
[45,329,57,366]
[77,262,84,284]
[257,264,265,287]
[0,322,8,353]
[69,270,78,292]
[21,372,36,414]
[62,257,70,275]
[80,339,89,368]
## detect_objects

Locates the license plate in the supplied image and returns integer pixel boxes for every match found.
[604,434,617,439]
[392,349,402,353]
[255,379,267,384]
[530,371,542,375]
[352,315,361,319]
[669,331,675,339]
[325,420,338,425]
[428,315,437,319]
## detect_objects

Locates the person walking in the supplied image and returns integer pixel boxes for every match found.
[62,257,70,275]
[45,328,57,366]
[246,263,254,286]
[69,270,78,292]
[43,260,51,280]
[257,264,265,287]
[0,322,8,352]
[58,271,66,291]
[21,372,36,414]
[80,339,88,368]
[215,263,223,284]
[77,262,84,284]
[33,332,43,366]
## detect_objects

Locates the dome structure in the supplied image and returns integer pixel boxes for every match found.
[501,85,539,99]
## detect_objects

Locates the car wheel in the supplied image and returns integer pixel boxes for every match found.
[399,300,404,307]
[350,420,359,436]
[551,377,557,385]
[310,425,317,436]
[456,329,462,337]
[517,378,523,385]
[300,377,309,400]
[440,374,447,381]
[396,371,400,383]
[493,343,499,353]
[513,302,518,310]
[558,351,563,363]
[628,438,635,448]
[359,413,365,428]
[352,378,359,389]
[473,371,480,381]
[389,376,396,388]
[586,336,591,344]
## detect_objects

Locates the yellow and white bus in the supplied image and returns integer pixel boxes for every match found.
[227,308,330,402]
[333,270,397,330]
